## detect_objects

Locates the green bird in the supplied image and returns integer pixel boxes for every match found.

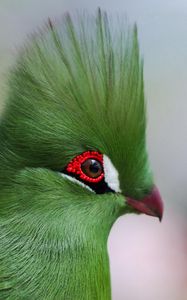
[0,9,163,300]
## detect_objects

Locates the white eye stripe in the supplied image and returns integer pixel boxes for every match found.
[60,173,95,193]
[103,155,121,193]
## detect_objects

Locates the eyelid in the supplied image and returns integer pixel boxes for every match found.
[64,151,104,183]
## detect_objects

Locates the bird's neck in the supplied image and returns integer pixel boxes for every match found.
[56,239,112,300]
[34,226,112,299]
[3,212,111,300]
[2,218,112,299]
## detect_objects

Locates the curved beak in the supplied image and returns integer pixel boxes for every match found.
[126,186,164,221]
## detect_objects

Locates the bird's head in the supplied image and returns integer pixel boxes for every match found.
[0,10,163,238]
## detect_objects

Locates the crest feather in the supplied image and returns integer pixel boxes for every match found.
[0,9,152,196]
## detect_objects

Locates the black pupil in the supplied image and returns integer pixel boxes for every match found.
[81,159,102,178]
[89,160,100,173]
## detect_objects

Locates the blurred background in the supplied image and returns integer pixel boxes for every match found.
[0,1,187,299]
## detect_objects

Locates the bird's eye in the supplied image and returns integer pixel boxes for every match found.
[62,150,118,194]
[64,151,104,183]
[81,159,103,178]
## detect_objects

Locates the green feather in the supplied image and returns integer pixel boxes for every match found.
[0,9,153,299]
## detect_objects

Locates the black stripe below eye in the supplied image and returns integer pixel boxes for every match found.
[87,178,115,194]
[62,170,115,194]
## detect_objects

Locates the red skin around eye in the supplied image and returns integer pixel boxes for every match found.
[66,151,104,183]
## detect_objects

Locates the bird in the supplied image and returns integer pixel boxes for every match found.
[0,9,163,300]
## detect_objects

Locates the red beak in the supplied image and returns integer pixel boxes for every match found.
[126,186,164,221]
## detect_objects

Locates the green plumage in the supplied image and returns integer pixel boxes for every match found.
[0,9,152,299]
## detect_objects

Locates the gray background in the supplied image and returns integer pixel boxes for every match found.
[0,1,187,299]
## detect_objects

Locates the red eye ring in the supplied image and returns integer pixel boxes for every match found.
[65,151,104,183]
